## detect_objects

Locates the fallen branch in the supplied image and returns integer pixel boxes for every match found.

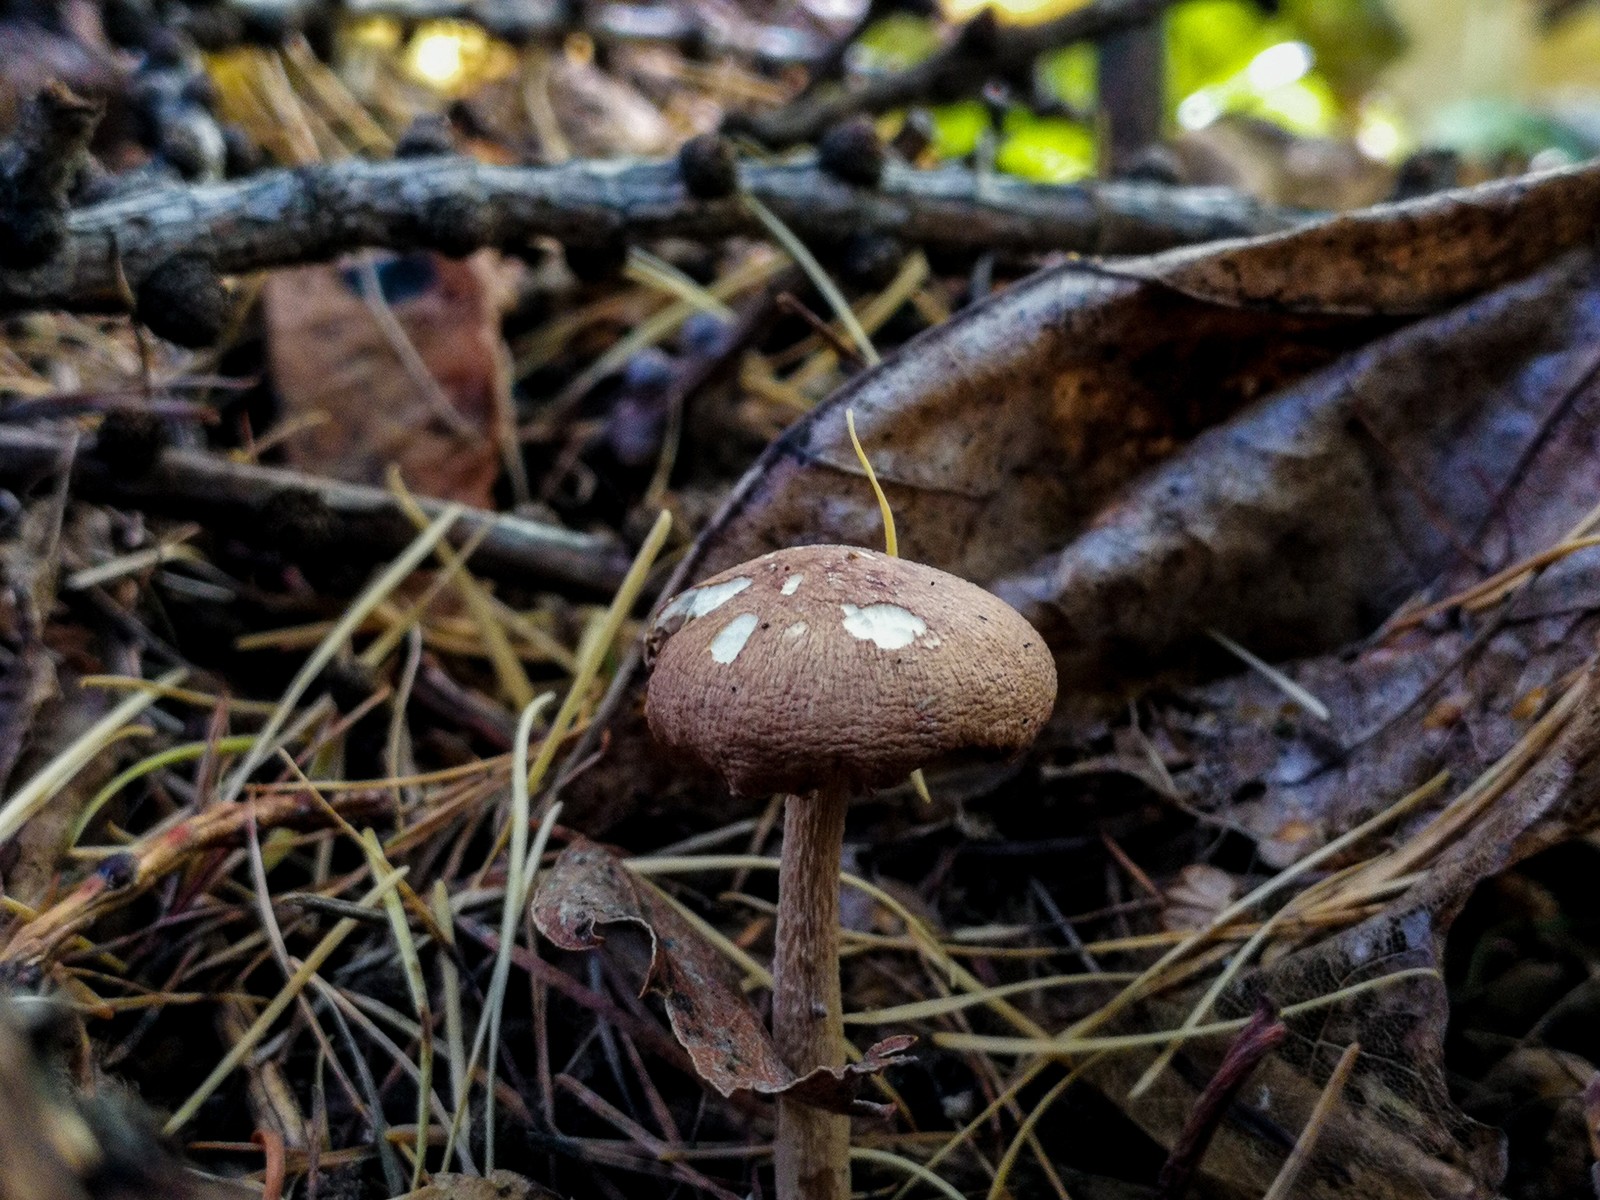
[727,0,1175,147]
[1155,1001,1287,1200]
[0,154,1296,314]
[0,426,632,595]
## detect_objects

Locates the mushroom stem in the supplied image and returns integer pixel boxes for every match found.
[772,783,850,1200]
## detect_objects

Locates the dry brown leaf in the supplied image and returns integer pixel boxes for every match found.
[532,838,914,1116]
[263,250,513,507]
[999,245,1600,700]
[1154,243,1600,862]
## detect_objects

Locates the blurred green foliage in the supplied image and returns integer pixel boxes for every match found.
[1427,98,1592,163]
[857,0,1594,184]
[995,110,1098,179]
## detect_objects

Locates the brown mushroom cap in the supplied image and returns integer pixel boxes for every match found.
[644,545,1057,796]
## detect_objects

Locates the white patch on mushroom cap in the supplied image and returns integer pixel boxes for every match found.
[783,621,808,639]
[839,603,928,650]
[709,612,760,663]
[657,576,752,625]
[781,574,803,596]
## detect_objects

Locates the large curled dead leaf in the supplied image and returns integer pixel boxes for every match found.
[666,160,1600,694]
[568,159,1600,831]
[531,839,914,1117]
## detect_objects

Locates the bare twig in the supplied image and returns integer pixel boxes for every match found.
[1,787,393,969]
[0,426,631,595]
[0,155,1296,315]
[1155,1001,1287,1200]
[728,0,1176,148]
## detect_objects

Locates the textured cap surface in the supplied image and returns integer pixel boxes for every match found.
[644,545,1057,796]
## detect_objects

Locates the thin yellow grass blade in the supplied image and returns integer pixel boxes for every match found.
[477,508,673,872]
[849,1147,967,1200]
[389,469,534,708]
[743,193,879,365]
[626,247,736,319]
[845,973,1137,1024]
[432,880,470,1171]
[846,407,899,559]
[219,507,464,805]
[1207,628,1331,722]
[935,969,1436,1057]
[70,735,257,846]
[481,697,555,1171]
[987,1056,1103,1200]
[0,667,183,845]
[361,828,435,1188]
[1261,1041,1362,1200]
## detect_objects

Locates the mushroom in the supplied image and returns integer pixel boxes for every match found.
[644,544,1057,1200]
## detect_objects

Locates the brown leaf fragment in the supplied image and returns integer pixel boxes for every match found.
[1159,246,1600,860]
[1000,246,1600,695]
[263,251,513,507]
[532,839,913,1116]
[393,1170,564,1200]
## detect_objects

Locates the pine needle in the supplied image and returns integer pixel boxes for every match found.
[849,1147,967,1200]
[846,408,898,558]
[164,867,410,1133]
[71,735,257,847]
[845,973,1136,1024]
[1207,628,1331,722]
[934,969,1436,1057]
[218,505,464,806]
[1261,1041,1361,1200]
[986,1057,1101,1200]
[431,880,470,1170]
[0,668,181,845]
[743,193,879,366]
[389,468,534,708]
[478,699,556,1172]
[360,828,435,1188]
[846,406,931,804]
